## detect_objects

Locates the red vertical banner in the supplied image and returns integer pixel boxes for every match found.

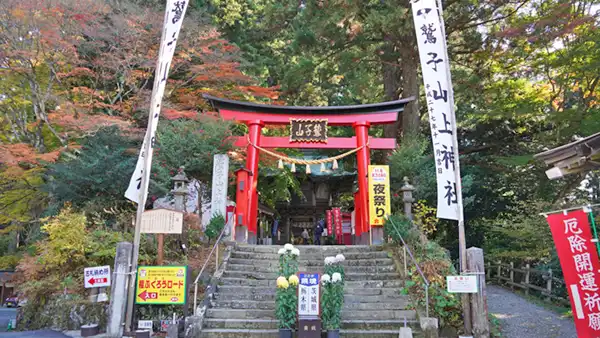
[547,209,600,336]
[326,210,333,237]
[333,208,342,244]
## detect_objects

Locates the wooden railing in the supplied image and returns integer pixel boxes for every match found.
[485,261,569,306]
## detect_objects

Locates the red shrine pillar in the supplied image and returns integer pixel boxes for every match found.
[234,168,251,243]
[246,120,264,244]
[353,121,371,245]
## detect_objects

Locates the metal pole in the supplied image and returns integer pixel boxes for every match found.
[403,246,407,276]
[589,211,600,257]
[157,234,164,265]
[193,283,198,316]
[425,284,429,318]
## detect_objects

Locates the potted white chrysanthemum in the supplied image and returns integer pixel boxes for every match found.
[321,272,344,337]
[275,244,300,337]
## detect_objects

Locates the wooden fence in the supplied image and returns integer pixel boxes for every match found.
[486,261,570,306]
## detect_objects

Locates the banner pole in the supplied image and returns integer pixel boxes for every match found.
[433,0,470,333]
[589,211,600,257]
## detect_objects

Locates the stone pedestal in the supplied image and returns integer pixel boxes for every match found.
[420,317,439,338]
[234,226,247,243]
[371,227,384,245]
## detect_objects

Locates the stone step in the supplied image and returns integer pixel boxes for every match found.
[228,258,394,267]
[235,245,383,254]
[222,270,400,281]
[231,251,390,261]
[203,319,277,330]
[203,318,420,331]
[219,278,404,288]
[218,285,404,296]
[215,291,407,303]
[206,308,417,321]
[199,328,278,338]
[212,300,411,311]
[206,309,275,319]
[226,264,396,274]
[199,329,422,338]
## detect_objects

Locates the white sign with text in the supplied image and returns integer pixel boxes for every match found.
[446,275,478,293]
[84,266,111,288]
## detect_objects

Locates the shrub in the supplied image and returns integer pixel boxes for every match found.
[204,214,225,243]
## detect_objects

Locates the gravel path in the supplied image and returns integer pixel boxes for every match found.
[487,284,577,338]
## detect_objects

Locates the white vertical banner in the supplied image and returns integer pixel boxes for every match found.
[125,0,190,204]
[210,154,229,219]
[411,0,462,220]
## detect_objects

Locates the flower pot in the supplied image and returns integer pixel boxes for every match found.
[327,329,340,338]
[279,328,293,338]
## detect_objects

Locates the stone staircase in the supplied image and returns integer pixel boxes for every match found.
[199,245,420,337]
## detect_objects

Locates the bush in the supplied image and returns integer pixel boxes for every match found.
[384,212,463,330]
[204,214,225,243]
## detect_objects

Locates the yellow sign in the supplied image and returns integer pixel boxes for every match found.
[135,266,187,305]
[368,165,391,227]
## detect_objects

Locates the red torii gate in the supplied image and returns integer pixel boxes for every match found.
[204,94,413,244]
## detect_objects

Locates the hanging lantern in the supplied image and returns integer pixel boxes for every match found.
[291,163,296,173]
[332,159,338,170]
[306,164,311,174]
[320,162,326,172]
[278,159,283,169]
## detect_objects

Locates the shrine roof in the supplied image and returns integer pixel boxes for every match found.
[203,94,414,116]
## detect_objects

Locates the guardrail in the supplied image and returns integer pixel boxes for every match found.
[192,217,231,315]
[486,261,569,306]
[386,216,430,317]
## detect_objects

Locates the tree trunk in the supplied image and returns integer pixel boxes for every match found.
[400,49,420,139]
[382,38,402,139]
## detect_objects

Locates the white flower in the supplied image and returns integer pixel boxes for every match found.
[335,254,345,262]
[278,248,286,255]
[284,243,294,251]
[322,274,331,283]
[324,256,335,265]
[332,272,342,283]
[291,248,300,256]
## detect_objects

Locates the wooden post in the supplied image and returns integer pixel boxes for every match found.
[157,234,164,265]
[496,261,501,283]
[524,264,530,295]
[1,281,5,306]
[546,268,553,301]
[509,262,514,290]
[467,247,490,338]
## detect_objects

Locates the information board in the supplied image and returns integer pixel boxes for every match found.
[446,275,478,293]
[298,273,320,317]
[136,266,187,304]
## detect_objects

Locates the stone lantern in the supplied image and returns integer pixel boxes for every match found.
[171,166,189,212]
[399,176,415,220]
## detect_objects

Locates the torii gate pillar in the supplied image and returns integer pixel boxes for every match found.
[354,121,373,245]
[246,120,263,244]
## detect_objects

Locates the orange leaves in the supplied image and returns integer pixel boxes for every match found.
[236,86,280,100]
[0,143,60,167]
[48,112,131,134]
[162,109,198,120]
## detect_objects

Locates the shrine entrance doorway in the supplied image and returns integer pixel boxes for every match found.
[204,95,413,245]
